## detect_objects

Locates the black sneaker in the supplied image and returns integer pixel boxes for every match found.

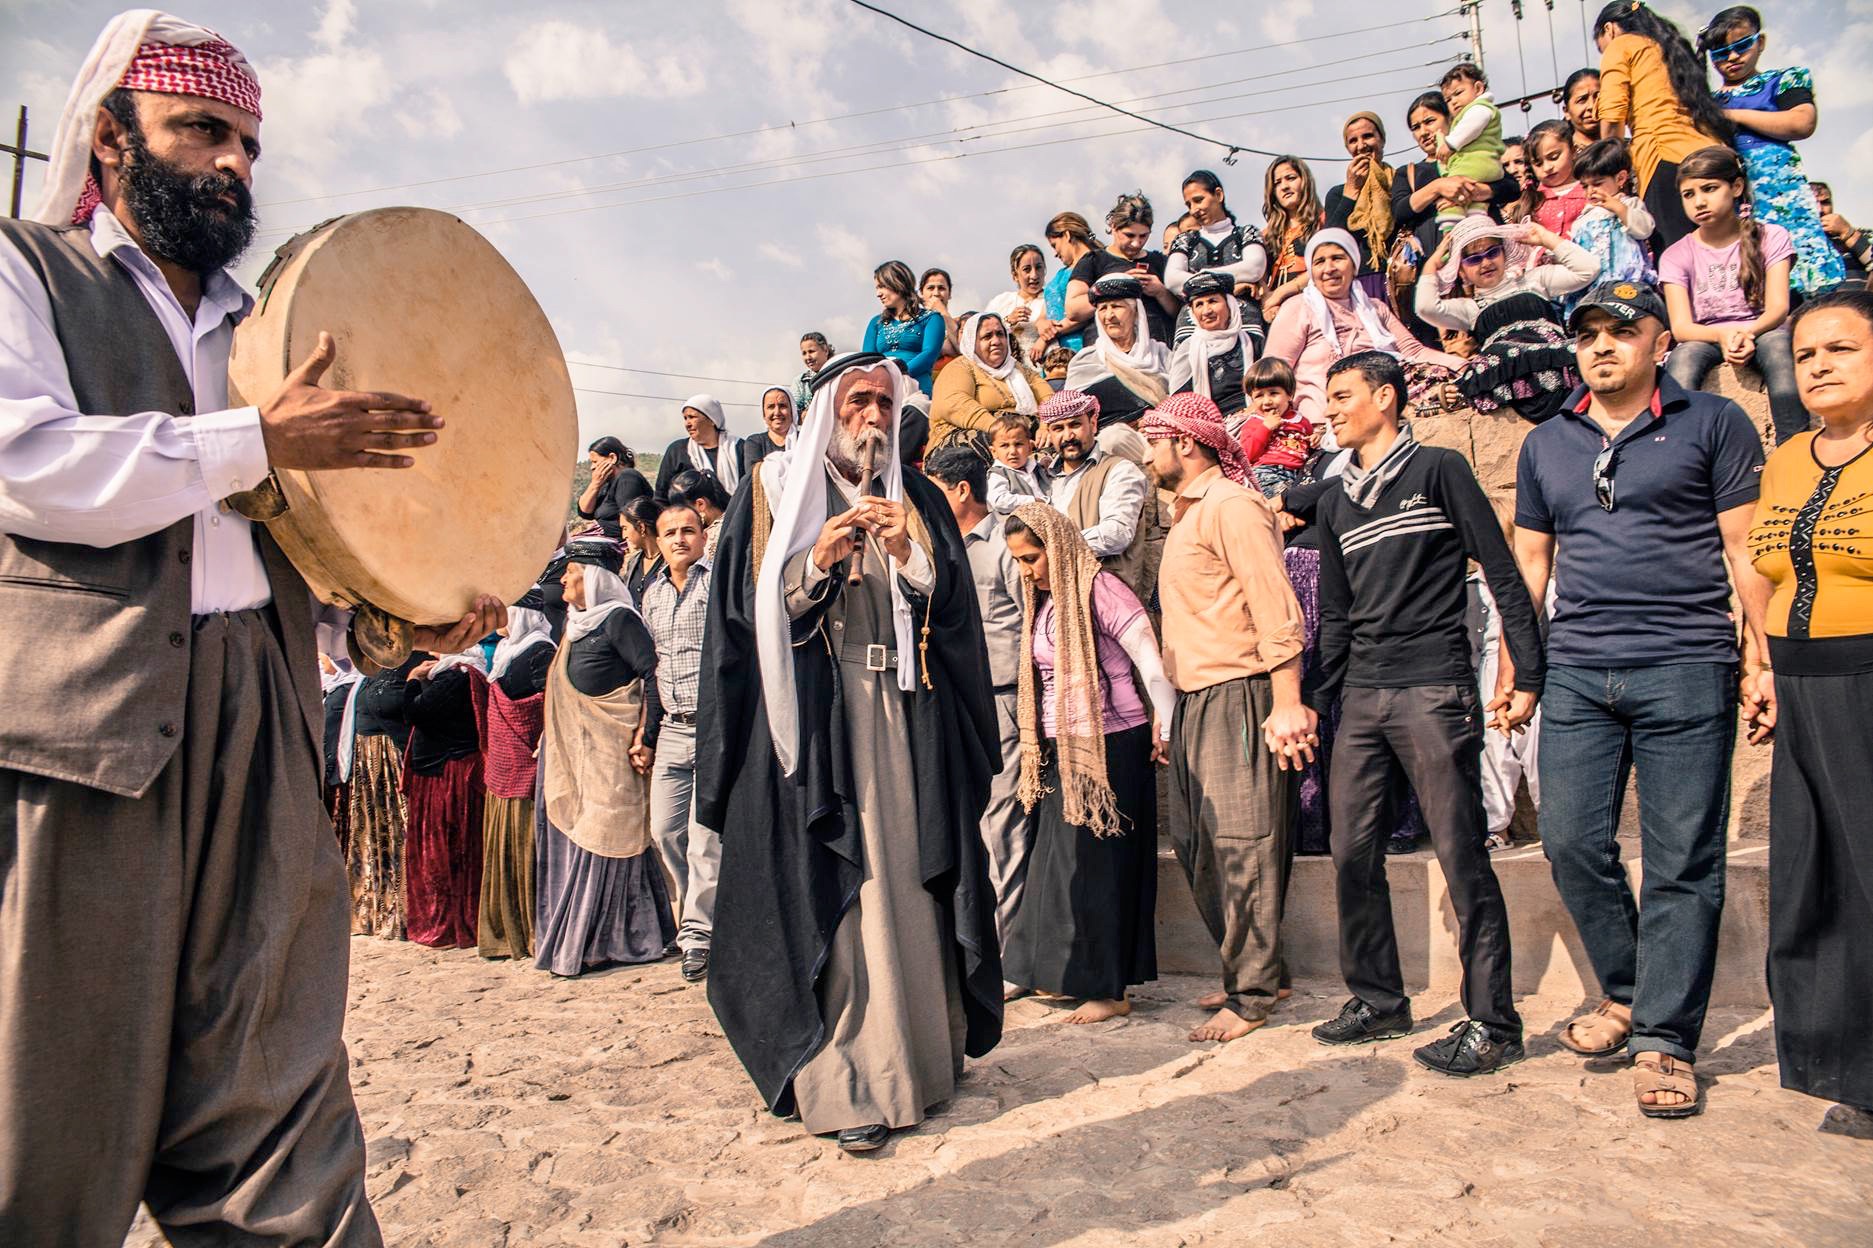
[1413,1019,1525,1077]
[1312,997,1414,1046]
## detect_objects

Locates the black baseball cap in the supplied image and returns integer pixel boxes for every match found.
[1567,281,1668,332]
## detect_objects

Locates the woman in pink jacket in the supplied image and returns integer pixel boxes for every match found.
[1262,228,1466,442]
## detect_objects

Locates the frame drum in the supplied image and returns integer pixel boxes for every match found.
[227,207,576,666]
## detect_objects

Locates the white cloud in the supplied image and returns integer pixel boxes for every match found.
[503,20,708,104]
[398,89,464,141]
[698,257,733,281]
[758,241,806,269]
[814,223,874,286]
[314,0,357,51]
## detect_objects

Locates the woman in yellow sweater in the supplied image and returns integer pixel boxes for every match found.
[926,311,1053,457]
[1592,1,1734,248]
[1740,288,1873,1140]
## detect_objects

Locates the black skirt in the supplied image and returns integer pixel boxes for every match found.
[1003,723,1159,1000]
[1767,636,1873,1110]
[1457,290,1579,425]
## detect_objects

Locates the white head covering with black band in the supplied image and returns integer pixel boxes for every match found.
[1168,269,1257,400]
[490,603,554,680]
[754,351,921,775]
[1088,274,1166,374]
[682,394,738,496]
[959,311,1039,417]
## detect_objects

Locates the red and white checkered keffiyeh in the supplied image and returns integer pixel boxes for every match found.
[33,11,262,227]
[1140,392,1251,487]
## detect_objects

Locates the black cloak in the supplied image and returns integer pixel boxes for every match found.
[695,466,1005,1116]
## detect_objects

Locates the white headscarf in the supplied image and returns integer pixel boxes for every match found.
[960,312,1039,417]
[759,386,799,449]
[682,394,739,495]
[1094,297,1168,375]
[563,563,636,645]
[321,659,365,785]
[1168,290,1257,400]
[429,647,489,678]
[754,354,922,775]
[489,605,554,681]
[1300,228,1398,358]
[33,10,260,225]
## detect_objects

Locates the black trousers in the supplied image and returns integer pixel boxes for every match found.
[1644,158,1697,252]
[1328,684,1520,1034]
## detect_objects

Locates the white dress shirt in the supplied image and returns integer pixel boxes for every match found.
[1045,450,1148,558]
[0,207,272,612]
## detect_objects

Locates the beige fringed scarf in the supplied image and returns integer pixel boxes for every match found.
[1011,502,1122,838]
[1343,110,1395,270]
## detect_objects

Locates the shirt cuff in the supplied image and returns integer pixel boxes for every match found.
[898,542,935,595]
[191,405,270,498]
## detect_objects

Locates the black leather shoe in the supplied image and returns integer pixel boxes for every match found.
[836,1124,890,1153]
[1384,835,1420,856]
[680,949,710,982]
[1312,996,1414,1046]
[1413,1019,1525,1077]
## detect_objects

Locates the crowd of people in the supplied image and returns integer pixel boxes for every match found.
[5,5,1872,1243]
[311,0,1873,1150]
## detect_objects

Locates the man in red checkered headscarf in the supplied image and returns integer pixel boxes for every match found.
[1144,391,1318,1046]
[0,13,488,1244]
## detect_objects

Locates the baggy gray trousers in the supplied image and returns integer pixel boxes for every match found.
[0,610,379,1247]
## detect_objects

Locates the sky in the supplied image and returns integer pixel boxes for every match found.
[4,0,1871,454]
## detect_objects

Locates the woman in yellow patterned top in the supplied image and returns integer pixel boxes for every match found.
[1738,288,1873,1139]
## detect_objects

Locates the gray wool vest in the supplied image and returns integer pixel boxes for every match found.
[0,219,320,797]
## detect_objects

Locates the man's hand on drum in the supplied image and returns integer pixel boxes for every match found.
[412,594,506,655]
[260,330,441,470]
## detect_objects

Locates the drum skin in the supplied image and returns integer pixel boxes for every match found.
[227,207,576,626]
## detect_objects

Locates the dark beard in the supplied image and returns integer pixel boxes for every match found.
[118,132,256,275]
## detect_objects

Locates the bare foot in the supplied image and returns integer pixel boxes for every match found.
[1188,1008,1266,1043]
[1064,997,1131,1025]
[1196,988,1292,1009]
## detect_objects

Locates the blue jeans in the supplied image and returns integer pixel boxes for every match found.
[1537,662,1736,1063]
[1664,325,1805,444]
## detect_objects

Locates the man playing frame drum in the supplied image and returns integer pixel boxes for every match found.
[0,12,503,1243]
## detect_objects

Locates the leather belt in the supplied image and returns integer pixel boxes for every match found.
[839,643,899,672]
[663,709,698,725]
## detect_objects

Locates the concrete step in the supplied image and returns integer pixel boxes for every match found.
[1154,842,1771,1008]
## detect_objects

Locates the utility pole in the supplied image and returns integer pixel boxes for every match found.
[1461,1,1487,73]
[2,107,49,219]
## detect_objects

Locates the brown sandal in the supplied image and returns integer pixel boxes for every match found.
[1559,999,1632,1057]
[1633,1053,1702,1119]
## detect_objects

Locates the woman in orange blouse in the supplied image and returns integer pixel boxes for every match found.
[1739,288,1873,1139]
[1592,1,1734,248]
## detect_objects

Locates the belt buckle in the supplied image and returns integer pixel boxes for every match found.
[865,643,889,672]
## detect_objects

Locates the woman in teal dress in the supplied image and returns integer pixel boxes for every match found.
[1702,6,1846,294]
[861,259,946,395]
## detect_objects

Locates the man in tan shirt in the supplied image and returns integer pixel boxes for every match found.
[1143,394,1317,1044]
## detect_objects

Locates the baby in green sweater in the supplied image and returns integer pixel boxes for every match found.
[1435,63,1504,231]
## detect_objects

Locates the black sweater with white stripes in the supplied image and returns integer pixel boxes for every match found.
[1305,445,1544,709]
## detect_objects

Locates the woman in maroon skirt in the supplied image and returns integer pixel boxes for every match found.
[402,647,489,949]
[475,595,555,960]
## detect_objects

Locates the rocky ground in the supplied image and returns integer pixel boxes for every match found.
[128,937,1871,1247]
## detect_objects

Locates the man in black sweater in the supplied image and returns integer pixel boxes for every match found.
[1303,351,1545,1078]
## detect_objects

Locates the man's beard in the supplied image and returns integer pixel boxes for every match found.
[828,422,889,480]
[118,132,256,275]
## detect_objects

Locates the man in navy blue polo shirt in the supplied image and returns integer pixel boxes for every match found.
[1509,282,1772,1120]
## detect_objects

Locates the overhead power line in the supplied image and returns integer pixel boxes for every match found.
[359,54,1453,224]
[573,385,760,407]
[369,80,1437,234]
[565,358,771,387]
[258,12,1460,209]
[851,0,1337,164]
